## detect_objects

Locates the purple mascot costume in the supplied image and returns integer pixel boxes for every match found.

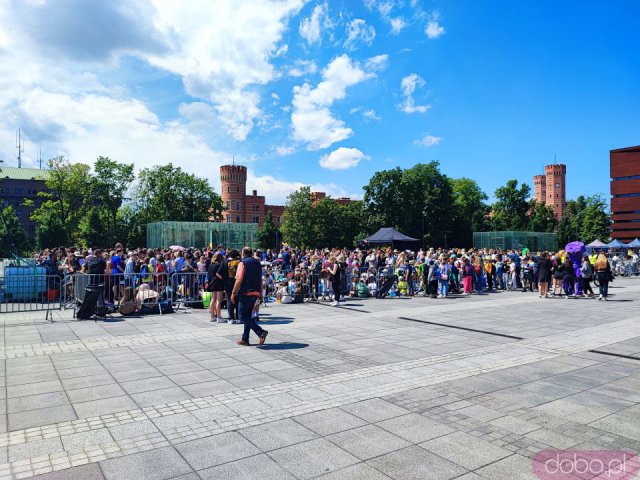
[565,241,585,296]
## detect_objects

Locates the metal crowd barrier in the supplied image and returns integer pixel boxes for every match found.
[0,272,61,321]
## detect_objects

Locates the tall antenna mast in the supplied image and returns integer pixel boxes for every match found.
[38,147,43,169]
[232,154,235,166]
[16,128,24,168]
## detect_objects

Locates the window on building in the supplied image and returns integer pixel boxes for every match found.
[227,186,231,193]
[236,215,241,223]
[253,216,259,224]
[237,187,240,193]
[226,215,231,223]
[14,188,24,194]
[555,183,560,188]
[16,211,22,219]
[235,201,240,211]
[253,205,259,211]
[226,201,230,211]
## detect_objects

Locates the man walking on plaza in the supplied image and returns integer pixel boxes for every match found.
[232,247,268,346]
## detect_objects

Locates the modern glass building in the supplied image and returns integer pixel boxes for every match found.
[147,221,258,250]
[473,231,558,252]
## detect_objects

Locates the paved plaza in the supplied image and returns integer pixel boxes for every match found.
[0,280,639,479]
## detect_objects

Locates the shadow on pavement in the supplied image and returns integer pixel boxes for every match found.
[258,342,309,350]
[258,317,294,324]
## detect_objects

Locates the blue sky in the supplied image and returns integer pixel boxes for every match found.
[0,0,638,203]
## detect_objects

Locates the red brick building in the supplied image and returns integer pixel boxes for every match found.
[532,164,566,220]
[219,165,349,227]
[610,145,640,241]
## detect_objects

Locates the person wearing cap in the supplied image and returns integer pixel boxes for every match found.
[232,247,268,346]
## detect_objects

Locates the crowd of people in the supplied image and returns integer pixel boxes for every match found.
[32,243,640,314]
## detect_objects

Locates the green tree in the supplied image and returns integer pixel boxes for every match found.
[580,195,611,242]
[280,186,316,248]
[339,200,369,247]
[93,156,134,245]
[77,206,111,248]
[257,210,280,250]
[313,198,345,248]
[31,156,92,246]
[128,163,223,244]
[528,201,558,232]
[362,167,404,234]
[491,180,531,231]
[363,162,455,247]
[449,177,489,246]
[557,195,610,245]
[0,205,31,257]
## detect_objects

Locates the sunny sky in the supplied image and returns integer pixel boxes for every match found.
[0,0,638,204]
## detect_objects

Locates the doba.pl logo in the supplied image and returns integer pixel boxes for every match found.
[533,450,640,480]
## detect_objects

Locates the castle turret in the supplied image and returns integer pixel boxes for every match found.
[533,174,547,204]
[220,165,247,223]
[545,164,566,221]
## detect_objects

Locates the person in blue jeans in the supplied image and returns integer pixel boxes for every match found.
[232,247,269,346]
[438,258,451,298]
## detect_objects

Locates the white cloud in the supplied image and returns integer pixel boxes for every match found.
[287,60,318,77]
[426,21,445,38]
[299,2,333,46]
[399,73,430,113]
[377,1,394,18]
[0,0,306,144]
[274,145,295,156]
[425,11,445,39]
[319,147,369,170]
[344,19,376,50]
[363,0,408,34]
[1,87,232,189]
[247,171,360,204]
[389,17,406,34]
[414,134,442,147]
[291,54,374,150]
[362,109,380,121]
[365,53,389,72]
[143,0,306,140]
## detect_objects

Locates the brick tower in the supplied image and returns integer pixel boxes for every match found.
[545,164,566,221]
[533,175,546,204]
[220,165,247,223]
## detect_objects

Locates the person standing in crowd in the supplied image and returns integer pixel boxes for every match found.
[521,257,534,292]
[536,252,551,298]
[594,253,612,301]
[551,256,564,296]
[437,256,451,298]
[562,258,576,298]
[281,246,291,273]
[207,252,225,322]
[220,250,241,323]
[580,254,595,298]
[484,259,494,291]
[86,248,106,287]
[461,258,473,295]
[329,255,343,306]
[473,257,484,294]
[232,247,268,346]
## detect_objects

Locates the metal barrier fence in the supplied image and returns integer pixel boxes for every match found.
[2,257,638,320]
[0,272,61,321]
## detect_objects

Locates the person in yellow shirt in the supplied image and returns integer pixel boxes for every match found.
[589,252,597,265]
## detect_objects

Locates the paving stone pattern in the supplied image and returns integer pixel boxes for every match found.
[0,280,640,478]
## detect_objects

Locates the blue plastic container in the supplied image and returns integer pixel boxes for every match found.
[3,266,47,300]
